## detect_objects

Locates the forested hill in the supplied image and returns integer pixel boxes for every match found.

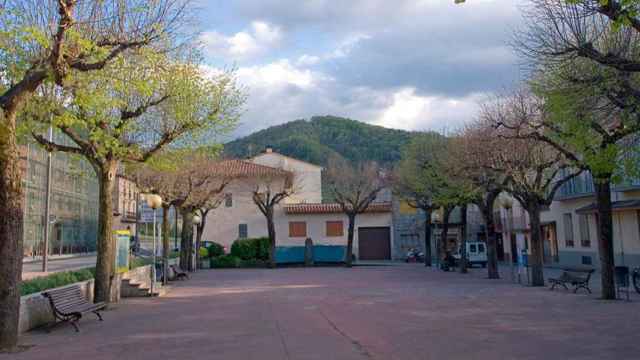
[223,116,416,166]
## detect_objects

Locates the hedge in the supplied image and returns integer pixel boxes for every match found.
[20,268,96,296]
[230,237,270,260]
[207,242,225,258]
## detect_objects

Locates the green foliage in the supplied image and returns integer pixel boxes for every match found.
[230,237,270,261]
[210,255,241,268]
[207,243,225,258]
[199,247,209,259]
[224,116,416,166]
[20,268,96,296]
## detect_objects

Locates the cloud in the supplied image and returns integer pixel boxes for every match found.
[199,21,282,61]
[198,0,524,137]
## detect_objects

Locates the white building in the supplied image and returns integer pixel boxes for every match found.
[202,149,394,261]
[497,172,640,269]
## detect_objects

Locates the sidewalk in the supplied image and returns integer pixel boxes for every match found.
[22,255,96,280]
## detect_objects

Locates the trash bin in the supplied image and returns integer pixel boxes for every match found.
[615,266,630,301]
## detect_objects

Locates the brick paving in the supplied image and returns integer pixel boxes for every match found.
[6,264,640,360]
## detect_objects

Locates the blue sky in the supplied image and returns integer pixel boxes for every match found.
[195,0,524,138]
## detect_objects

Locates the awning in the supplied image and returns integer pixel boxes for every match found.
[284,202,392,215]
[575,200,640,214]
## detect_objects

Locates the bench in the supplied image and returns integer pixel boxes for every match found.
[548,268,595,294]
[170,265,189,280]
[43,284,105,332]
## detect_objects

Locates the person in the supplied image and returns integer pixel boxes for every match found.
[127,226,139,254]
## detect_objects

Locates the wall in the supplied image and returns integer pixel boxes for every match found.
[250,152,323,203]
[276,212,393,258]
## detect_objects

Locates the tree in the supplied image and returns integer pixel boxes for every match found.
[454,124,510,279]
[511,0,640,298]
[478,92,583,286]
[326,159,388,267]
[250,170,296,268]
[394,133,448,266]
[131,150,235,275]
[30,56,242,302]
[0,0,192,350]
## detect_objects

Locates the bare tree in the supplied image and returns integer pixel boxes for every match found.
[0,0,194,349]
[249,170,296,268]
[326,159,389,267]
[478,93,583,285]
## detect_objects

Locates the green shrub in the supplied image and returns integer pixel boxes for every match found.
[230,237,270,260]
[210,255,241,268]
[20,268,96,296]
[207,243,225,258]
[199,247,209,259]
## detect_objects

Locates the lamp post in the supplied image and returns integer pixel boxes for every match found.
[192,214,202,272]
[145,194,163,295]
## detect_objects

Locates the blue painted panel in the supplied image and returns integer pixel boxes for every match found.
[313,245,346,263]
[275,246,305,264]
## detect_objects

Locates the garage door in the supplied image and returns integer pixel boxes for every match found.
[358,227,391,260]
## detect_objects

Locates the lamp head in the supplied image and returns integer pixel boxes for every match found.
[145,194,163,209]
[193,214,202,225]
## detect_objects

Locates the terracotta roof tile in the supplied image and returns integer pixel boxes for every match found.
[284,202,392,215]
[212,160,290,178]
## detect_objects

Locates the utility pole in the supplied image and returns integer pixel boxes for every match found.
[42,126,53,272]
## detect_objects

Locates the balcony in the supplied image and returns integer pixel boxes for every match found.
[555,171,640,200]
[122,210,138,223]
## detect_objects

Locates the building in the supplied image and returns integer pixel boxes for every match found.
[20,135,139,260]
[201,149,394,261]
[497,172,640,269]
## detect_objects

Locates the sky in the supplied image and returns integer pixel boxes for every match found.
[195,0,524,138]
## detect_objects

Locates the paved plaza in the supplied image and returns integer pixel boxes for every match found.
[7,264,640,360]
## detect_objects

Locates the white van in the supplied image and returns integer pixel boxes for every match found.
[453,241,488,268]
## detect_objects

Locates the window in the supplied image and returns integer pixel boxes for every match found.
[579,214,591,248]
[469,244,477,253]
[225,193,233,207]
[289,221,307,238]
[326,221,344,237]
[238,224,248,239]
[563,213,574,247]
[478,243,485,253]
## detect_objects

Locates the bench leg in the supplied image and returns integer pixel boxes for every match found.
[93,311,103,321]
[573,284,591,294]
[70,314,82,333]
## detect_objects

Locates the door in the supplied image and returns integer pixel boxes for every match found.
[358,227,391,260]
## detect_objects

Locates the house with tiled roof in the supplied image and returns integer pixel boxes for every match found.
[201,148,394,262]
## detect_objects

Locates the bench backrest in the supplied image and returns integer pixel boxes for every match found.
[43,285,90,314]
[565,269,594,282]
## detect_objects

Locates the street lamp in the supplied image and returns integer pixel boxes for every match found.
[192,214,202,272]
[145,194,162,295]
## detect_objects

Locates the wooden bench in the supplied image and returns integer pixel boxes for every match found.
[43,284,105,332]
[548,268,595,294]
[170,265,189,280]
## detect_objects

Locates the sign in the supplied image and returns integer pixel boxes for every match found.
[115,230,131,270]
[138,202,162,223]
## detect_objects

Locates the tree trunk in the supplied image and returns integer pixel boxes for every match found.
[527,202,545,286]
[0,110,24,351]
[479,191,501,279]
[162,204,170,285]
[94,160,118,303]
[440,207,452,269]
[345,214,356,267]
[459,204,468,274]
[595,179,616,300]
[423,208,432,267]
[195,216,205,269]
[266,209,277,268]
[180,208,194,272]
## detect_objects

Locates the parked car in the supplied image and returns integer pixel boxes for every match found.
[452,241,488,268]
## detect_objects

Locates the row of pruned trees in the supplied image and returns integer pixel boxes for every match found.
[418,0,640,299]
[0,0,244,350]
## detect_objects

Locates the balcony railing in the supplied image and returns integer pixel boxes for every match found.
[555,171,640,200]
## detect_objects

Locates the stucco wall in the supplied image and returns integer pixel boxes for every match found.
[250,152,322,203]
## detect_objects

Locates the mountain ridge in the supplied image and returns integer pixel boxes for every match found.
[223,115,417,166]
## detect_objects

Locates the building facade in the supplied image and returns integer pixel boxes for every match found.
[497,172,640,269]
[201,150,395,261]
